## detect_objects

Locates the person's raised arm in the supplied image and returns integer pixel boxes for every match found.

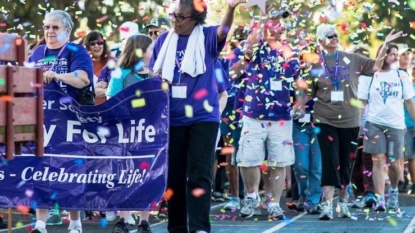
[374,29,403,71]
[217,0,246,43]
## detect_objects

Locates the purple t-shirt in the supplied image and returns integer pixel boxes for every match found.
[29,42,94,100]
[150,26,226,126]
[216,60,231,93]
[97,65,113,83]
[243,41,300,121]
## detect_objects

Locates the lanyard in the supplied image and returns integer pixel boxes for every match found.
[44,43,68,72]
[321,51,340,90]
[174,57,182,84]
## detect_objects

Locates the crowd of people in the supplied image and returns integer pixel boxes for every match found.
[1,0,415,233]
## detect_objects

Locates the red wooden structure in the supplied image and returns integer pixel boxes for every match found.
[0,33,44,232]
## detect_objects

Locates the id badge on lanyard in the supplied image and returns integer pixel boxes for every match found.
[322,52,343,102]
[171,57,187,99]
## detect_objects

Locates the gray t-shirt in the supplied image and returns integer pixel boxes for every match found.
[305,51,375,128]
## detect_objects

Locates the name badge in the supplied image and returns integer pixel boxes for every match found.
[270,80,282,91]
[172,84,187,99]
[298,113,311,123]
[331,91,344,102]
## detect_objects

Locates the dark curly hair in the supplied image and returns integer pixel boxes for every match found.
[180,0,207,25]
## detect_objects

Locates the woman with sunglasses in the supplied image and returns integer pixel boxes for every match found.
[149,0,245,232]
[28,10,94,233]
[82,30,114,105]
[304,24,402,221]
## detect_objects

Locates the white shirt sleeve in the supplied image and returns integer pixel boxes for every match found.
[401,70,415,100]
[357,75,371,100]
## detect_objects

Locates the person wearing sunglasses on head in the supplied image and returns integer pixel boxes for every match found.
[303,24,403,221]
[150,0,246,232]
[146,17,171,41]
[28,9,94,233]
[82,30,115,105]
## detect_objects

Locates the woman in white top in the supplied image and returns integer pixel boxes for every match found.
[358,43,415,212]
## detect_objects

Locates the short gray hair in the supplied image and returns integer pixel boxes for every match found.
[44,10,74,29]
[316,24,337,44]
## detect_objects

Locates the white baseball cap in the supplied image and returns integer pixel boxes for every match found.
[119,21,139,41]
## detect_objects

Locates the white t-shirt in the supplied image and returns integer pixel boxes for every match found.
[358,70,414,129]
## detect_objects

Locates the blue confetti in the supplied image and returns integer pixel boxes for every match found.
[313,127,321,134]
[74,158,85,166]
[50,191,57,200]
[59,96,72,104]
[215,68,224,83]
[16,180,26,189]
[134,60,145,71]
[31,201,38,210]
[73,70,78,77]
[311,68,325,77]
[0,44,10,54]
[66,44,79,52]
[100,218,108,228]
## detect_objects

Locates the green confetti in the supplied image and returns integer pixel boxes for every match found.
[0,78,5,86]
[131,98,145,108]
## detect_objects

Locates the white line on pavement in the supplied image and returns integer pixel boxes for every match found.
[403,213,415,233]
[0,223,31,232]
[261,212,307,233]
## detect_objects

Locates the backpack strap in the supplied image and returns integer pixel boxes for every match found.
[397,70,404,99]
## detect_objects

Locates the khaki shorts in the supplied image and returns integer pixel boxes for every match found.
[236,116,294,167]
[363,121,405,160]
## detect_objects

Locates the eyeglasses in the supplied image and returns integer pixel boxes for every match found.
[89,41,104,46]
[168,12,192,23]
[326,34,338,39]
[43,25,62,31]
[148,31,160,37]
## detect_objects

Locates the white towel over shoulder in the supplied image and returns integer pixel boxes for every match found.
[152,25,206,83]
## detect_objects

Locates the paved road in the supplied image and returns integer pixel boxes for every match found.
[1,192,414,233]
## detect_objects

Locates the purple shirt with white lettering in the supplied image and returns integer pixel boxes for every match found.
[150,26,226,126]
[29,42,94,100]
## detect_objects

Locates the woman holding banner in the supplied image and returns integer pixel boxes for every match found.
[28,10,94,233]
[106,34,154,233]
[149,0,245,232]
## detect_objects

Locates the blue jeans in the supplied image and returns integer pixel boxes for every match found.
[292,122,322,207]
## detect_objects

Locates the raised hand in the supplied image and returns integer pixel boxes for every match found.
[228,0,247,8]
[384,29,403,43]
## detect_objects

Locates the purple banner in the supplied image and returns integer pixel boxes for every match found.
[0,78,168,211]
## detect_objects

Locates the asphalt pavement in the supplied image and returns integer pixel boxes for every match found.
[1,192,414,233]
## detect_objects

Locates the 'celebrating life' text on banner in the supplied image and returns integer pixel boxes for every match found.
[0,78,168,211]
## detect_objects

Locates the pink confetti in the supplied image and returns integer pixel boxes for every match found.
[193,88,208,100]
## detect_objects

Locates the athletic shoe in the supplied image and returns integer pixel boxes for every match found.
[106,211,117,222]
[240,196,260,218]
[387,188,399,212]
[137,220,152,233]
[111,218,129,233]
[365,192,376,207]
[224,197,241,210]
[268,204,285,220]
[306,205,322,215]
[374,196,386,212]
[319,202,333,221]
[31,228,47,233]
[68,226,82,233]
[127,212,135,226]
[337,199,351,218]
[46,209,62,225]
[157,200,168,219]
[351,196,365,208]
[212,192,225,202]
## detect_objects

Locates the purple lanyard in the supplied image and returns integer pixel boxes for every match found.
[43,43,68,72]
[321,51,340,90]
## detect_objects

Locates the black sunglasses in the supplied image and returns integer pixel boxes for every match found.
[168,12,192,22]
[148,31,160,37]
[43,25,62,31]
[89,41,104,46]
[326,34,338,39]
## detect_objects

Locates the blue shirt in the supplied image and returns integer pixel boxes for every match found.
[149,26,226,126]
[243,41,300,121]
[404,84,415,128]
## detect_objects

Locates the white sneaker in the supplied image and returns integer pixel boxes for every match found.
[106,211,117,222]
[224,197,241,210]
[68,226,82,233]
[127,212,135,226]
